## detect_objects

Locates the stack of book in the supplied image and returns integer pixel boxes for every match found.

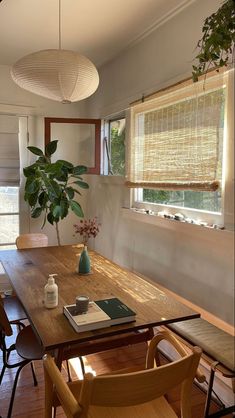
[63,297,136,332]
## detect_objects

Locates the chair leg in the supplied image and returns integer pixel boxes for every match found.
[204,363,217,418]
[30,361,38,386]
[53,406,57,418]
[0,347,14,384]
[0,363,6,385]
[79,356,85,375]
[7,363,26,418]
[17,321,26,332]
[66,360,72,382]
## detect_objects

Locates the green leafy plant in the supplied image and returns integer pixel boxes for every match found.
[192,0,235,82]
[24,140,89,245]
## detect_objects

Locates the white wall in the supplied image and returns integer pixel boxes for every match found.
[85,0,234,325]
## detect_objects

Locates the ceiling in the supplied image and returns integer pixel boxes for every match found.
[0,0,193,67]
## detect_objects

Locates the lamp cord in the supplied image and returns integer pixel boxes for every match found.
[59,0,61,49]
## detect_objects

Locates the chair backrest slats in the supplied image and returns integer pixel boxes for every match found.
[43,334,202,418]
[79,350,200,408]
[16,233,48,249]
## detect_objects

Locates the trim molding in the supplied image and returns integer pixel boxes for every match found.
[127,0,197,49]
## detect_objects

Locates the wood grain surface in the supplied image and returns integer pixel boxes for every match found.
[0,245,199,351]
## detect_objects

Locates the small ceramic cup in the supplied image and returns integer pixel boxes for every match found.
[76,295,89,314]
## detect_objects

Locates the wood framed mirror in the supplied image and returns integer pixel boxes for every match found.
[44,117,101,174]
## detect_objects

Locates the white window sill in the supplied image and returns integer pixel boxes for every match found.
[121,208,234,240]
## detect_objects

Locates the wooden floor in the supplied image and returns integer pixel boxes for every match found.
[0,332,233,418]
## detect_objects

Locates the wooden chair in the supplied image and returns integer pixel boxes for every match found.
[3,295,26,330]
[43,331,202,418]
[2,233,49,330]
[0,298,44,418]
[0,234,48,417]
[16,233,49,249]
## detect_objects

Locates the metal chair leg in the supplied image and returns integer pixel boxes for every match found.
[204,362,218,418]
[0,363,6,385]
[7,363,26,418]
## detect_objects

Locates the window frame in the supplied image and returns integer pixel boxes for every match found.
[102,112,126,176]
[44,117,101,175]
[129,70,234,228]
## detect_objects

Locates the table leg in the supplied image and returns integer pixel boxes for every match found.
[53,347,65,370]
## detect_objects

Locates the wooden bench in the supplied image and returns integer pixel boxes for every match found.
[166,318,235,418]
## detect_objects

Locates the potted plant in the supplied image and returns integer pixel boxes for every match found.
[192,0,235,82]
[23,140,89,245]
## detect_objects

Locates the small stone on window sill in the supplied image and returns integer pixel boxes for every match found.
[131,207,225,230]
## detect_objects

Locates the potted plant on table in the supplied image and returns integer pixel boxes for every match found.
[23,140,89,246]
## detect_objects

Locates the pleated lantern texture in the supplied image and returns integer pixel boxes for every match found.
[11,49,99,103]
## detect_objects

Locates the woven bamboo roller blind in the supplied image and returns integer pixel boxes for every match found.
[0,115,20,187]
[126,73,226,191]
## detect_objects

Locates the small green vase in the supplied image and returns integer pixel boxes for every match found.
[78,245,91,274]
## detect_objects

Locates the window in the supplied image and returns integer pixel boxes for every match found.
[0,186,19,249]
[126,70,234,226]
[103,117,125,175]
[139,189,222,213]
[0,115,20,249]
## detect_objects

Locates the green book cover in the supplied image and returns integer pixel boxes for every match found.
[95,298,136,319]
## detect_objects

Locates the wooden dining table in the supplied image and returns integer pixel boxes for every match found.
[0,245,200,364]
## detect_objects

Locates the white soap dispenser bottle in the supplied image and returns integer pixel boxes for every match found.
[44,274,58,308]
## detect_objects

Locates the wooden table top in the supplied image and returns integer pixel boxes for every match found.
[0,245,200,350]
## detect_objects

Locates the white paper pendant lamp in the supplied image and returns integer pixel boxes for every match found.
[11,48,99,103]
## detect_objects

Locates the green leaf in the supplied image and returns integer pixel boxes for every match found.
[65,187,75,199]
[38,191,48,207]
[73,165,87,175]
[45,162,61,174]
[73,189,81,196]
[57,160,74,169]
[23,165,37,177]
[73,180,89,189]
[37,156,48,164]
[60,198,69,219]
[27,146,44,156]
[44,178,61,200]
[31,207,43,218]
[47,212,55,225]
[53,205,62,219]
[28,192,38,207]
[70,200,84,217]
[25,177,40,194]
[45,140,58,157]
